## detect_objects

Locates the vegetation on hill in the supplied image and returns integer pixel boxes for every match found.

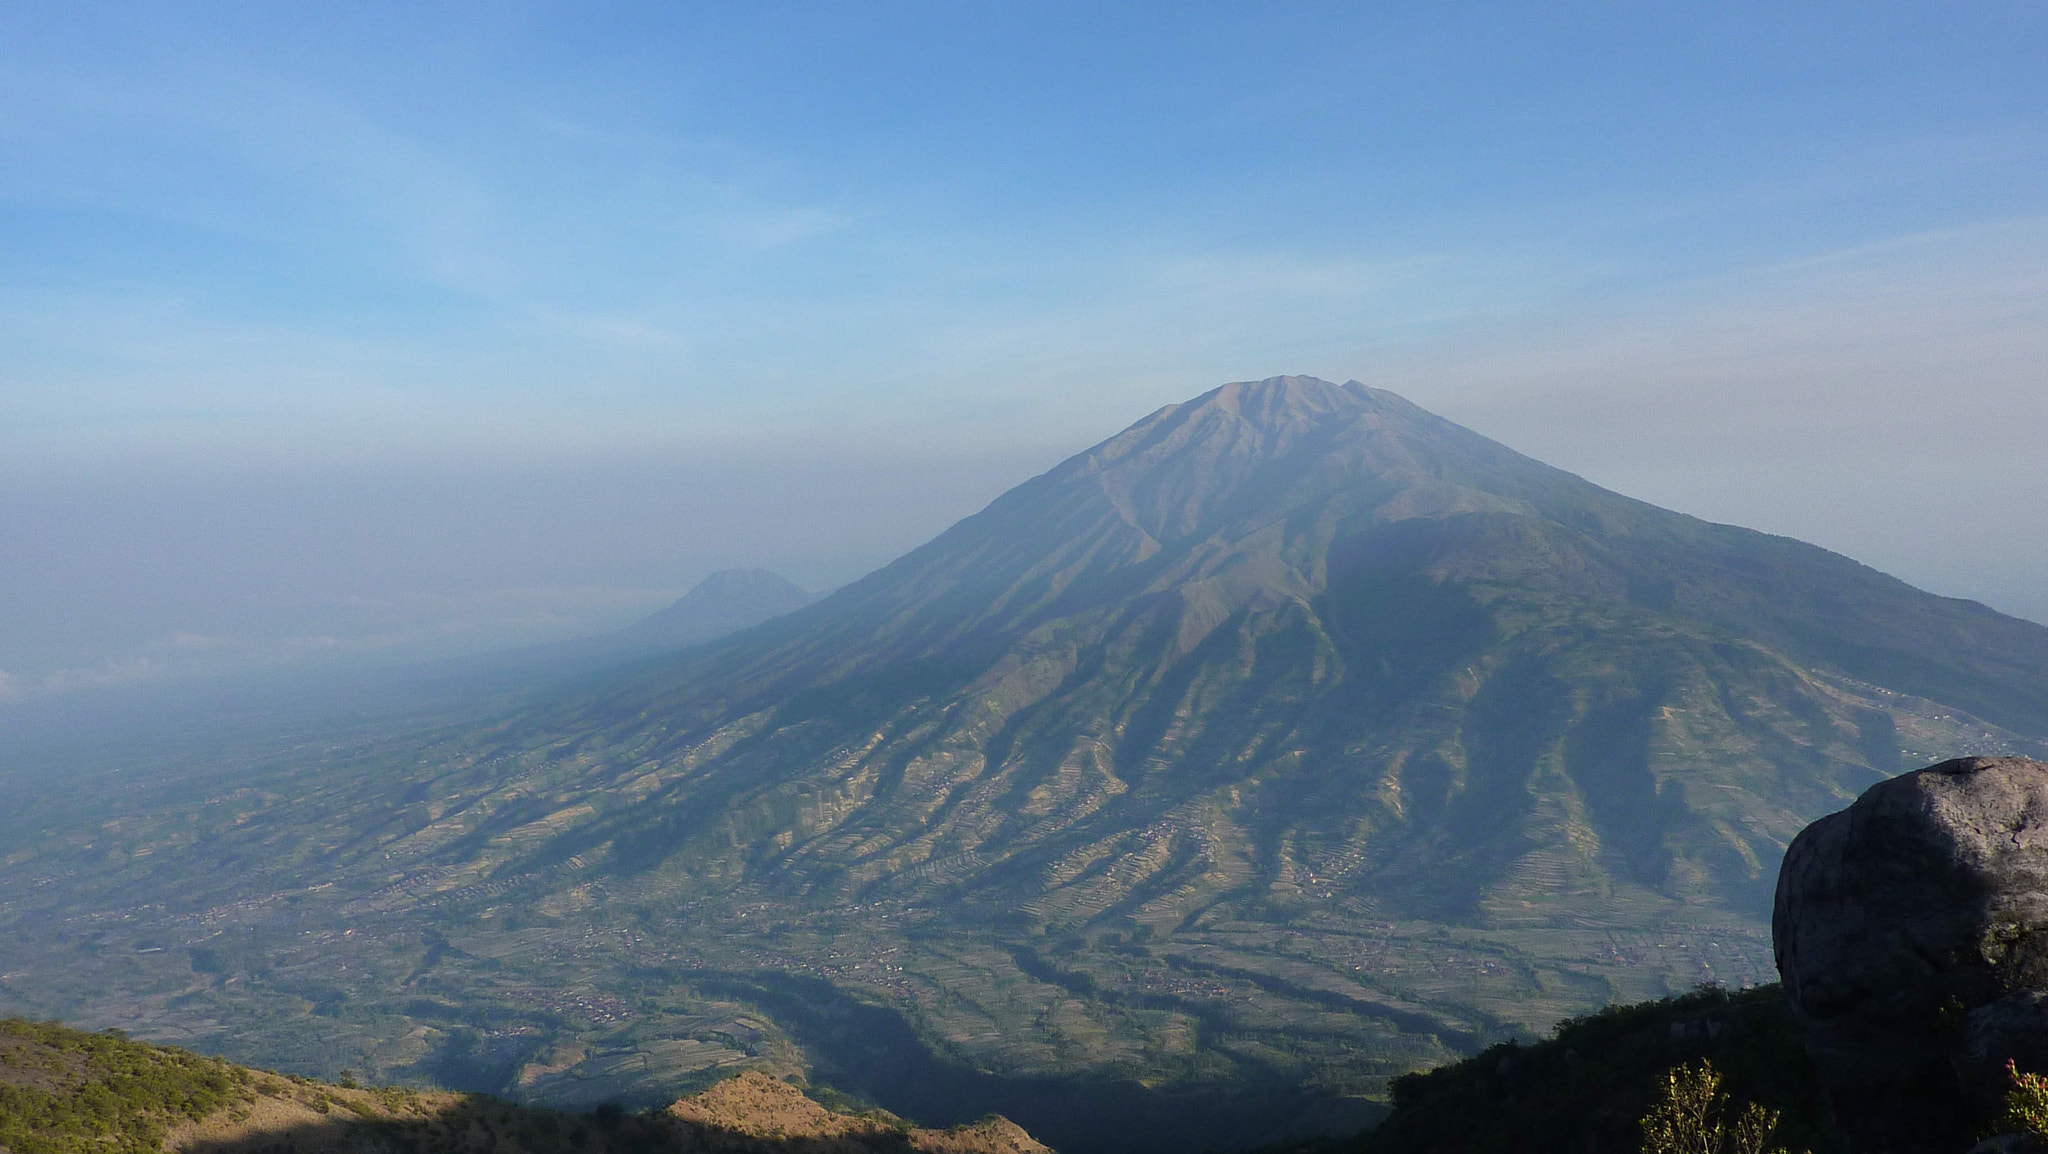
[0,1018,254,1154]
[1348,985,1836,1154]
[0,1018,1046,1154]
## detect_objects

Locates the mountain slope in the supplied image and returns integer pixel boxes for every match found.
[4,377,2046,1152]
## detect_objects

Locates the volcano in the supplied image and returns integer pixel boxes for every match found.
[9,377,2048,1152]
[518,375,2048,923]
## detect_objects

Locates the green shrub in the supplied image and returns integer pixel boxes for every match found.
[0,1018,251,1154]
[1639,1060,1796,1154]
[1361,985,1833,1154]
[1993,1060,2048,1137]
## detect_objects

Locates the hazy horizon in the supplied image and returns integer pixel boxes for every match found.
[6,3,2045,700]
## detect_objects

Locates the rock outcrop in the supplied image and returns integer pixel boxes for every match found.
[1775,755,2048,1150]
[668,1071,1051,1154]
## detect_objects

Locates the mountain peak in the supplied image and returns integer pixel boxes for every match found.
[1185,373,1360,418]
[1021,374,1573,557]
[1167,374,1438,427]
[626,568,814,648]
[1126,375,1383,447]
[686,568,810,603]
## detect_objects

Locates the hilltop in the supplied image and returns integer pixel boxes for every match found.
[0,1017,1045,1154]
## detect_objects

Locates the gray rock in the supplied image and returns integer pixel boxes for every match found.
[1966,990,2048,1089]
[1774,756,2048,1150]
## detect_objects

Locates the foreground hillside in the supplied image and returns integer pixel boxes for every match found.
[0,1018,1045,1154]
[5,378,2048,1151]
[1347,984,1833,1154]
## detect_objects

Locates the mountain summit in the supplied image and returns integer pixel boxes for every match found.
[6,377,2048,1151]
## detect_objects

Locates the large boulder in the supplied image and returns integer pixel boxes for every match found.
[1775,756,2048,1150]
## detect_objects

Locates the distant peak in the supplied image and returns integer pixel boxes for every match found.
[687,568,808,598]
[626,568,815,647]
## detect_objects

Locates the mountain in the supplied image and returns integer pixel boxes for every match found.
[4,377,2046,1153]
[622,569,817,650]
[513,375,2048,919]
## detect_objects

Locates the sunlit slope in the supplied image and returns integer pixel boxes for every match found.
[484,375,2048,925]
[0,1017,1046,1154]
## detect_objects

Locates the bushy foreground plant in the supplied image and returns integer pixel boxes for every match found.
[1992,1059,2048,1139]
[1639,1060,1799,1154]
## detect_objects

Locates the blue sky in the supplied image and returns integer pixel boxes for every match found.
[4,2,2046,693]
